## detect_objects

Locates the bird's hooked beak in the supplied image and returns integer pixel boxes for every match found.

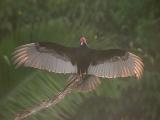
[80,37,88,46]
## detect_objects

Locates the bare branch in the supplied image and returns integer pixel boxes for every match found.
[14,74,80,120]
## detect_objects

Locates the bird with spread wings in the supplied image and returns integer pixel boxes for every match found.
[13,36,144,119]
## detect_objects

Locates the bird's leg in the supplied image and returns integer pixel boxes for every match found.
[79,69,86,80]
[79,69,83,79]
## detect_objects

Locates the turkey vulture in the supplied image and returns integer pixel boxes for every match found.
[12,37,144,91]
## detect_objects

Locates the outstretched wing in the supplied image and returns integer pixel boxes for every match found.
[12,42,77,73]
[88,49,144,79]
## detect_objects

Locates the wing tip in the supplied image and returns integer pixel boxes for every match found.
[129,52,144,80]
[12,43,37,67]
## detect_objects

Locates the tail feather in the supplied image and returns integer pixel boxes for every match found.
[68,74,101,92]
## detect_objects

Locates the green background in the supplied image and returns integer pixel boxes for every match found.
[0,0,160,120]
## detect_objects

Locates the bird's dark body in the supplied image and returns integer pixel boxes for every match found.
[75,45,91,75]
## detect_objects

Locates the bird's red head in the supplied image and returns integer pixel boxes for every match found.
[80,36,87,46]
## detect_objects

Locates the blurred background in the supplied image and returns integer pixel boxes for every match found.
[0,0,160,120]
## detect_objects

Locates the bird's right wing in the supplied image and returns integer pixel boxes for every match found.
[12,42,77,74]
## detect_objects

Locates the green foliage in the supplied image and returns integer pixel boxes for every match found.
[0,0,160,120]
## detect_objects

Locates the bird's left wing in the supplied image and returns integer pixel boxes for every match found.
[88,49,144,79]
[12,42,77,74]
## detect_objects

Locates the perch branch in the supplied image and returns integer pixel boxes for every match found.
[14,75,80,120]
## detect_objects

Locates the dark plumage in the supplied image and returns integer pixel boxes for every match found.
[12,37,144,91]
